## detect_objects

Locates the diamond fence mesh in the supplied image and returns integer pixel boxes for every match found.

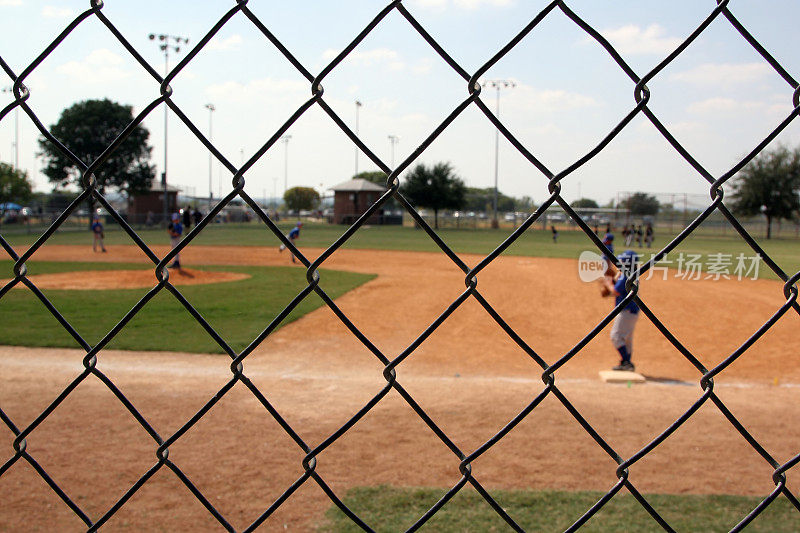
[1,0,799,531]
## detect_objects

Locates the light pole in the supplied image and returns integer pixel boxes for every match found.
[149,32,189,225]
[280,135,291,207]
[482,79,515,229]
[354,100,362,177]
[387,134,399,169]
[1,87,19,169]
[204,103,215,212]
[272,176,278,210]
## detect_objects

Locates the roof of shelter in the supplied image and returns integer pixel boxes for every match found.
[330,178,386,192]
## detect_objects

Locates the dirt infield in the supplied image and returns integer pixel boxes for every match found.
[1,268,250,290]
[1,245,798,531]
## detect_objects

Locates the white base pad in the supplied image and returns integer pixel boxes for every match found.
[599,370,646,384]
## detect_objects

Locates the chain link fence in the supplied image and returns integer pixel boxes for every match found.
[2,1,799,531]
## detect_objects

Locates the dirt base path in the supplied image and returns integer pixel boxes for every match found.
[1,268,249,290]
[1,245,798,531]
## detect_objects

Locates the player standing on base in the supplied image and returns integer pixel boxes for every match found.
[167,212,183,269]
[601,250,639,372]
[278,222,302,263]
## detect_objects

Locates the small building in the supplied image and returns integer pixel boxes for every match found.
[128,182,180,225]
[330,178,388,225]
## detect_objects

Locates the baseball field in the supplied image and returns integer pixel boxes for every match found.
[1,223,798,531]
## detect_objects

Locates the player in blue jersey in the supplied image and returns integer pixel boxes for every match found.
[91,215,107,253]
[599,229,616,283]
[279,222,303,263]
[602,231,614,256]
[168,212,183,269]
[601,250,640,372]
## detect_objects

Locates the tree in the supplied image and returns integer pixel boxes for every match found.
[38,99,155,201]
[353,171,388,186]
[730,145,800,239]
[401,162,466,229]
[464,186,516,213]
[572,198,599,209]
[624,192,660,216]
[0,162,33,222]
[284,186,320,213]
[517,195,536,212]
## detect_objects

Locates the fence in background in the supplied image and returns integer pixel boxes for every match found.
[1,1,799,531]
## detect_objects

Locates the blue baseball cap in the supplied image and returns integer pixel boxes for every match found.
[618,250,638,266]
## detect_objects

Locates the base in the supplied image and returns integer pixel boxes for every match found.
[599,370,646,384]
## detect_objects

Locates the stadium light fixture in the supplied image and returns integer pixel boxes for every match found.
[482,79,516,229]
[149,32,189,224]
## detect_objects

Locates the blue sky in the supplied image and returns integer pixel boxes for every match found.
[1,0,799,207]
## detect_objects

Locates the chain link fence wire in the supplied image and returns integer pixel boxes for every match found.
[1,0,799,530]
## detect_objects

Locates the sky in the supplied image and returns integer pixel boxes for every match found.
[1,0,800,207]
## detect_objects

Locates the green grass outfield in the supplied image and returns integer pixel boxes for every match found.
[322,486,798,532]
[5,222,799,280]
[0,260,374,353]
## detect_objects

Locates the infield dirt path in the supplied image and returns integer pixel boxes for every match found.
[1,245,798,531]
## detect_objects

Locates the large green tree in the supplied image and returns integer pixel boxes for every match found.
[401,162,466,229]
[353,170,388,186]
[38,99,155,200]
[464,187,515,213]
[0,162,33,222]
[572,198,599,209]
[284,186,320,213]
[730,145,800,239]
[624,192,660,216]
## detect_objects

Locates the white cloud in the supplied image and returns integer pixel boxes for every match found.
[411,58,434,75]
[667,121,704,134]
[670,62,771,86]
[322,48,405,70]
[0,0,23,6]
[207,34,243,52]
[409,0,512,9]
[686,97,785,117]
[56,49,130,84]
[42,5,72,18]
[507,82,598,113]
[453,0,513,8]
[600,24,682,56]
[206,78,307,103]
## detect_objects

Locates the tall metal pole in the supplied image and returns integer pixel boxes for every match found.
[482,79,515,229]
[149,33,189,225]
[280,135,291,201]
[387,134,399,169]
[205,103,215,212]
[1,87,19,169]
[163,52,168,224]
[354,100,362,177]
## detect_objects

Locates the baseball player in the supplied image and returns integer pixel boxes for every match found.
[600,230,616,280]
[278,222,302,263]
[91,215,107,253]
[167,212,183,268]
[600,250,640,372]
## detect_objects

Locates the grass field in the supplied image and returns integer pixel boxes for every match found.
[4,221,798,280]
[322,486,798,532]
[0,260,374,353]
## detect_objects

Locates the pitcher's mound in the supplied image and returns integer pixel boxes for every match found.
[4,268,250,290]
